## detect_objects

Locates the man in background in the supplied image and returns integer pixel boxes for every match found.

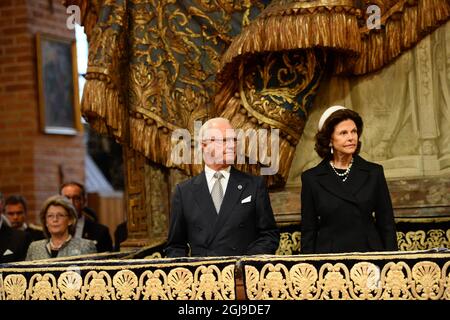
[3,194,45,241]
[60,182,113,252]
[0,192,30,263]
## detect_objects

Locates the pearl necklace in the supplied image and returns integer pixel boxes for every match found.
[50,235,71,250]
[330,158,353,182]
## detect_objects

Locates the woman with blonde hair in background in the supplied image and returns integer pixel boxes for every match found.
[26,195,96,261]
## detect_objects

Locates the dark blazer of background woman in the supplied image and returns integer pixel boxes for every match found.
[301,155,398,254]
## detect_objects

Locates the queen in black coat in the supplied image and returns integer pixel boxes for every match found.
[300,106,398,254]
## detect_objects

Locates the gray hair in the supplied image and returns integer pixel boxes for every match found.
[198,117,232,142]
[39,195,78,238]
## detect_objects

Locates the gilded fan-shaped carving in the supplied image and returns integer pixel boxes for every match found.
[244,265,261,300]
[349,262,382,300]
[58,271,82,300]
[82,271,115,300]
[260,263,291,300]
[411,261,442,300]
[3,274,27,300]
[194,265,221,300]
[139,269,169,300]
[113,270,138,300]
[27,273,59,300]
[318,263,350,300]
[219,264,235,300]
[167,267,194,300]
[442,261,450,300]
[288,263,318,300]
[381,262,412,300]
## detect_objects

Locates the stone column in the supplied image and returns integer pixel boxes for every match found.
[414,36,440,174]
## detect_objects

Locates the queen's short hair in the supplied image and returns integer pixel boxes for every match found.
[314,109,363,159]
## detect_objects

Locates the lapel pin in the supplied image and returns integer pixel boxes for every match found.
[238,185,242,190]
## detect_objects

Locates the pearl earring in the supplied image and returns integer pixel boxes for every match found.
[329,143,333,154]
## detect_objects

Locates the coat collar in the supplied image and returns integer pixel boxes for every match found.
[315,155,370,204]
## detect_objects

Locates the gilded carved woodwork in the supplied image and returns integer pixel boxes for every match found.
[123,146,148,247]
[0,261,236,300]
[2,254,450,300]
[219,50,326,185]
[276,229,450,255]
[243,255,450,300]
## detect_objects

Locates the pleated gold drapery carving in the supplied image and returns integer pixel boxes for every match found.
[71,0,267,178]
[219,0,450,76]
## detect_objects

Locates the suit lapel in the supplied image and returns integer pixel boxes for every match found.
[316,159,358,204]
[346,156,370,197]
[192,172,220,228]
[207,167,246,246]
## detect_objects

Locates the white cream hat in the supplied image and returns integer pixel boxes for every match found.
[318,105,347,131]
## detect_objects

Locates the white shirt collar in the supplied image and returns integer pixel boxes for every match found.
[204,165,231,194]
[205,165,231,182]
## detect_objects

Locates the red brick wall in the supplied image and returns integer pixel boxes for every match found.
[0,0,85,223]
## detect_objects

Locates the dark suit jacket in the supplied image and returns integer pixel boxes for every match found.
[301,155,398,254]
[114,221,127,252]
[0,224,30,263]
[25,225,45,242]
[166,167,280,257]
[82,217,113,253]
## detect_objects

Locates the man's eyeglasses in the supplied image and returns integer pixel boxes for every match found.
[46,213,69,220]
[203,138,237,144]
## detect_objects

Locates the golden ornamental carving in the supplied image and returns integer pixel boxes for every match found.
[275,229,450,254]
[260,263,291,300]
[244,265,261,299]
[349,262,382,300]
[397,229,450,251]
[139,270,169,300]
[113,270,138,300]
[194,265,221,300]
[82,271,115,300]
[443,261,450,300]
[27,273,59,300]
[58,271,83,300]
[167,267,194,300]
[318,263,350,300]
[145,252,163,259]
[288,263,318,300]
[426,229,450,249]
[381,262,412,300]
[3,274,27,300]
[219,265,235,300]
[276,231,301,255]
[411,261,442,300]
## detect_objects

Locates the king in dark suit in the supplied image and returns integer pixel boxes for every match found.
[166,118,279,257]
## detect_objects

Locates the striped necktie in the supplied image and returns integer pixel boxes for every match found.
[211,171,224,214]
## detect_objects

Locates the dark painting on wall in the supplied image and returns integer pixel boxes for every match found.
[36,33,81,135]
